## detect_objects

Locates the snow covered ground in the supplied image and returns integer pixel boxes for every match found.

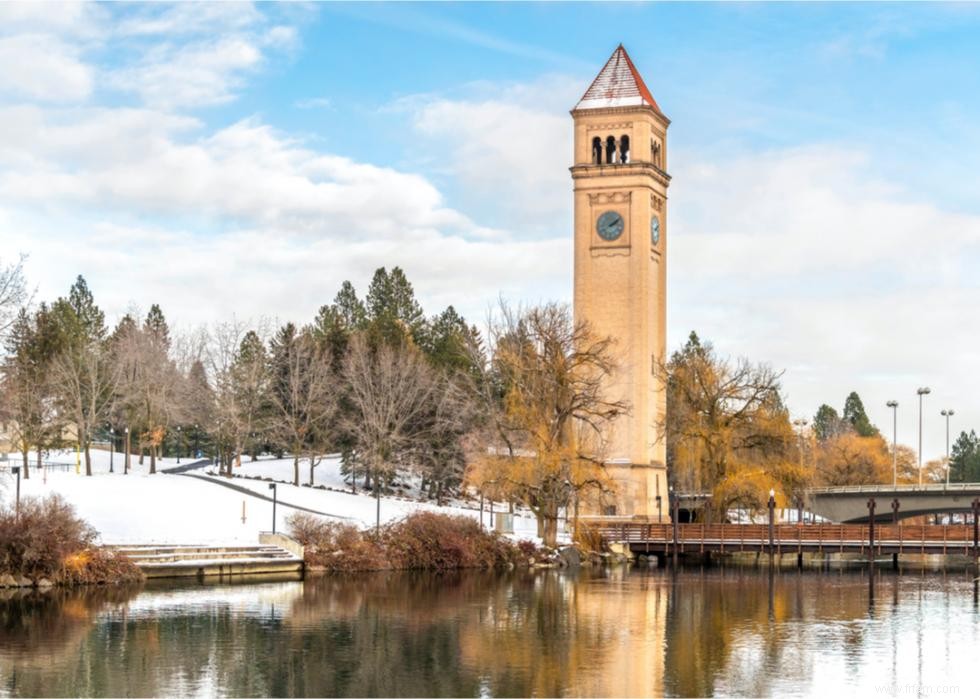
[0,450,551,545]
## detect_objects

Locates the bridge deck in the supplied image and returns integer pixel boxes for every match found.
[588,522,980,557]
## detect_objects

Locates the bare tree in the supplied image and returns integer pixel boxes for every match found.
[466,302,626,547]
[50,339,118,476]
[267,330,338,486]
[0,255,31,342]
[343,334,447,530]
[205,321,269,476]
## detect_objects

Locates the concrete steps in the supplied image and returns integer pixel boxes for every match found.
[106,544,303,579]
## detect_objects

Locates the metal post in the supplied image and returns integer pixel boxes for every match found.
[941,409,954,486]
[886,401,898,485]
[867,498,876,563]
[177,425,182,465]
[479,491,484,528]
[11,467,20,519]
[917,387,931,486]
[109,427,115,473]
[124,427,130,475]
[972,498,979,561]
[671,489,679,564]
[268,483,277,534]
[768,489,776,557]
[892,498,900,524]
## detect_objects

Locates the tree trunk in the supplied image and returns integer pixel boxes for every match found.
[149,450,156,474]
[541,515,558,548]
[293,455,300,486]
[124,430,131,475]
[35,449,42,480]
[84,443,92,477]
[309,459,316,487]
[20,446,29,480]
[139,448,144,466]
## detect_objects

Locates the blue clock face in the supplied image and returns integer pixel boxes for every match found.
[596,211,624,241]
[651,216,660,245]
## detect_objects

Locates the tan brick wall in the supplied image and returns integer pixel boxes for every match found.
[571,105,669,518]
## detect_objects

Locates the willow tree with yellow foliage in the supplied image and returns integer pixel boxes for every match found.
[662,332,804,521]
[466,303,627,547]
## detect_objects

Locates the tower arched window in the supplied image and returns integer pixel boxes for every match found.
[620,135,630,164]
[592,136,602,165]
[606,136,616,165]
[652,140,662,167]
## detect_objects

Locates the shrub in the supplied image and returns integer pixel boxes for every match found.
[0,495,144,585]
[380,512,520,570]
[287,513,387,571]
[287,511,522,572]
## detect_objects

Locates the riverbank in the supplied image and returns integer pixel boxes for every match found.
[288,511,563,572]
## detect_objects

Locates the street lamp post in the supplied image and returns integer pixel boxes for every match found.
[941,409,955,486]
[886,401,898,486]
[109,426,115,474]
[11,466,21,519]
[916,387,931,486]
[124,427,130,475]
[176,425,182,465]
[792,418,808,470]
[268,483,277,534]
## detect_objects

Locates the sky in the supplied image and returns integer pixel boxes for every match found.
[2,1,980,462]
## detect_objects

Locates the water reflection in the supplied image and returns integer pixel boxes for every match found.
[1,565,978,697]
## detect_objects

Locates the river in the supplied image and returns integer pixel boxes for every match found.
[1,565,977,697]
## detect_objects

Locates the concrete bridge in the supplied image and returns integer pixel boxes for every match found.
[805,484,980,523]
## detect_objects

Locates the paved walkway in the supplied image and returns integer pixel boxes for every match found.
[176,473,355,521]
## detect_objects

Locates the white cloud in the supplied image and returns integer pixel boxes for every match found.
[0,34,93,102]
[111,37,265,109]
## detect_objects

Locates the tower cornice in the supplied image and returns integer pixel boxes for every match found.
[570,104,671,128]
[570,162,671,188]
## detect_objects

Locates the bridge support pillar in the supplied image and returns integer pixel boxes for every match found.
[892,553,898,571]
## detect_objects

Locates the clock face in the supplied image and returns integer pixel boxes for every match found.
[596,211,624,241]
[650,216,660,246]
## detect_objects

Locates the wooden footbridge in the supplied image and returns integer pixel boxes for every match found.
[587,521,980,560]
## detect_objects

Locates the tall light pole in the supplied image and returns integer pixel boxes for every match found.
[792,418,808,469]
[917,387,931,486]
[941,409,955,486]
[886,401,898,486]
[109,426,115,474]
[176,425,182,464]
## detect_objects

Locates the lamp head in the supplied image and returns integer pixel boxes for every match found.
[769,488,776,499]
[11,466,19,476]
[268,483,276,491]
[886,400,898,408]
[917,387,931,395]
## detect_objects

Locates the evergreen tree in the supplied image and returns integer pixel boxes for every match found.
[365,266,424,346]
[143,304,170,349]
[334,280,367,329]
[949,430,980,483]
[813,404,843,442]
[842,391,878,437]
[418,305,478,375]
[66,275,106,342]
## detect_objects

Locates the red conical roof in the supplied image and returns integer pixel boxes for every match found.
[575,44,662,113]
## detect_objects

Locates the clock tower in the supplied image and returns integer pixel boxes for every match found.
[571,45,669,518]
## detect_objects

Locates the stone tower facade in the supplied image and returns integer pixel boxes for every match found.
[571,45,669,519]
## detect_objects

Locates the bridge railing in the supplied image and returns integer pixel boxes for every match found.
[583,521,978,554]
[809,483,980,494]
